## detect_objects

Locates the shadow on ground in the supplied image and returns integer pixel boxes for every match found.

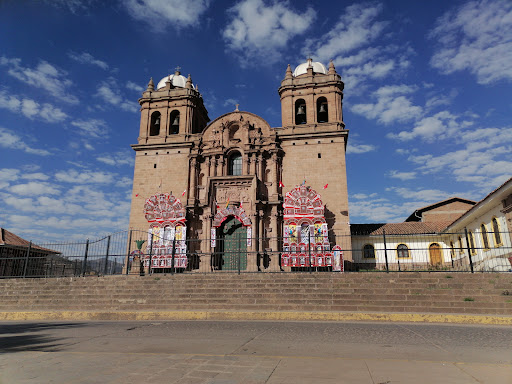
[0,322,85,353]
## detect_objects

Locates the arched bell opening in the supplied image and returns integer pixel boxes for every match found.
[295,99,307,125]
[150,111,161,136]
[317,97,328,123]
[169,110,180,134]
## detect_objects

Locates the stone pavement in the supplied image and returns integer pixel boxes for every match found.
[0,321,511,383]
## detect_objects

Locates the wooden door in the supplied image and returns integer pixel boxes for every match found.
[429,243,442,266]
[220,216,247,270]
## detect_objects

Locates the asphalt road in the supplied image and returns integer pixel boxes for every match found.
[0,321,511,383]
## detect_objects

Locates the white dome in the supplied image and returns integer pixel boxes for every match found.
[156,73,188,89]
[293,59,327,77]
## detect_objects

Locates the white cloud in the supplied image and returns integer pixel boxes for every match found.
[0,57,79,104]
[308,3,387,62]
[430,0,512,84]
[0,168,20,182]
[55,169,117,184]
[44,0,95,13]
[407,126,512,189]
[223,98,239,108]
[223,0,315,66]
[304,3,411,90]
[71,119,109,138]
[96,151,135,167]
[68,51,109,70]
[96,78,139,112]
[9,181,60,196]
[122,0,210,32]
[390,110,473,142]
[22,173,50,181]
[346,143,376,154]
[387,187,453,202]
[0,90,67,123]
[126,81,144,93]
[351,84,422,125]
[0,126,51,156]
[388,170,416,181]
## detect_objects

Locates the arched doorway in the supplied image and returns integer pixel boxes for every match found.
[214,216,247,270]
[429,243,442,266]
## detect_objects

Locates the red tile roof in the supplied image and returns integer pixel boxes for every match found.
[351,221,452,236]
[0,228,60,254]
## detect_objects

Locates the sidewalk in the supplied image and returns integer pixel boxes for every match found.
[1,309,512,325]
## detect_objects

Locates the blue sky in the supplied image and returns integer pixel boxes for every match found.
[1,0,511,242]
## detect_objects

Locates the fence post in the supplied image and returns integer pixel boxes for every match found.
[125,230,133,275]
[23,241,32,278]
[308,232,312,274]
[383,230,389,273]
[103,235,111,276]
[171,237,176,275]
[148,236,154,275]
[238,232,241,275]
[82,239,89,277]
[464,228,474,273]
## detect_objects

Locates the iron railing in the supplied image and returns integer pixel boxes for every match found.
[1,229,511,278]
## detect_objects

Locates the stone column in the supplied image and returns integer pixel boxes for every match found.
[188,157,197,205]
[270,152,278,198]
[260,155,265,181]
[213,156,218,177]
[202,210,212,272]
[206,157,212,178]
[270,205,280,270]
[251,154,258,176]
[221,156,227,176]
[244,153,250,175]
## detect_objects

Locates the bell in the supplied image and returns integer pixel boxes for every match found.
[297,105,305,115]
[155,117,160,126]
[171,116,180,126]
[319,104,327,113]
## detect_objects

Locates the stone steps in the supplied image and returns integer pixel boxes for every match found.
[1,272,511,316]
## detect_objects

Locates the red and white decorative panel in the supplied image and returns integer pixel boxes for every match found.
[143,193,187,269]
[282,185,338,268]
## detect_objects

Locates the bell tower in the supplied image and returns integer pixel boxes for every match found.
[137,69,209,144]
[129,68,210,232]
[277,59,351,256]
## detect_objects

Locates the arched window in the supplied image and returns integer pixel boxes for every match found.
[228,152,242,176]
[295,99,306,125]
[317,97,328,123]
[169,110,180,134]
[468,231,476,255]
[480,224,490,250]
[492,217,502,246]
[450,241,455,259]
[396,244,409,258]
[458,236,463,253]
[363,244,375,258]
[150,111,161,136]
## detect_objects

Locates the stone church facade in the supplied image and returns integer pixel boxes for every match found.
[128,59,351,271]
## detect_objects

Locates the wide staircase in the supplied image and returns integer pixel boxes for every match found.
[1,272,512,318]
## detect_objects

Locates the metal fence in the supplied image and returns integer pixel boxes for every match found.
[1,229,511,278]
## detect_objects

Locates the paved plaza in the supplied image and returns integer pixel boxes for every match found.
[0,320,511,383]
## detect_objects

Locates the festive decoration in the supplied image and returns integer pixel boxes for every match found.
[323,184,328,189]
[181,189,186,196]
[142,192,187,269]
[281,185,335,268]
[279,181,285,188]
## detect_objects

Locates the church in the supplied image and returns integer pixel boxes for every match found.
[128,59,351,272]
